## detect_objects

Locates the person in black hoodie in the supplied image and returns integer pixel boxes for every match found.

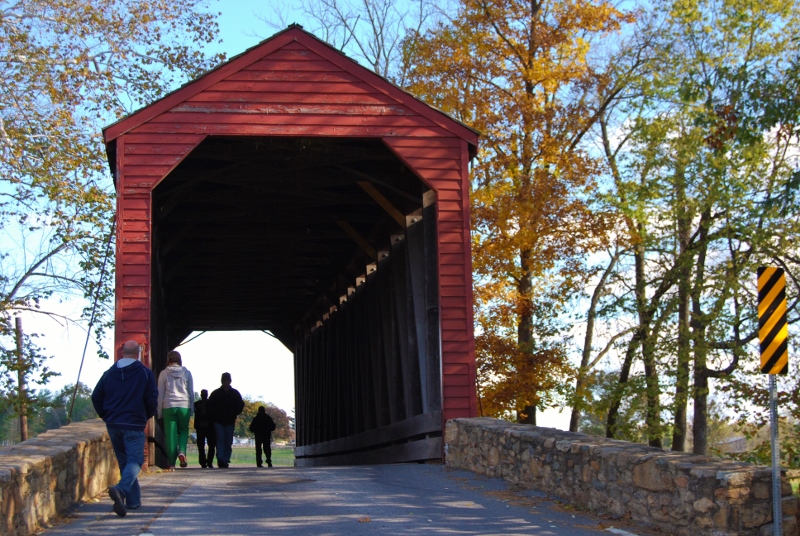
[208,372,244,468]
[92,340,158,517]
[249,406,276,467]
[194,389,216,468]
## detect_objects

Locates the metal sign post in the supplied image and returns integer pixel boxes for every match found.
[758,266,789,536]
[769,375,782,536]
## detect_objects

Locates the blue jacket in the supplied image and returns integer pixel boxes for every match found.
[92,360,158,431]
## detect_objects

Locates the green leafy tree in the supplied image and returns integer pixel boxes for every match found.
[594,0,800,453]
[0,0,225,435]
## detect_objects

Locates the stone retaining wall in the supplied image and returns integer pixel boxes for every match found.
[445,417,798,536]
[0,419,118,536]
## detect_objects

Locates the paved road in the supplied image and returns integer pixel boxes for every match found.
[43,464,646,536]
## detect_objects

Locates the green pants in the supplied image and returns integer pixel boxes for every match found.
[163,407,191,467]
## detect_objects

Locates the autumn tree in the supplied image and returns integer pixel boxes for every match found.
[237,397,294,442]
[0,1,225,409]
[405,0,631,422]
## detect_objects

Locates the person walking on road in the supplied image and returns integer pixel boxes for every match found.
[91,340,158,517]
[194,389,216,468]
[157,350,194,469]
[249,406,276,467]
[208,372,244,468]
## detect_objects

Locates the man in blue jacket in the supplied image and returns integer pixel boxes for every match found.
[92,340,158,517]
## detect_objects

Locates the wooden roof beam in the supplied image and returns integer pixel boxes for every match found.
[356,181,406,228]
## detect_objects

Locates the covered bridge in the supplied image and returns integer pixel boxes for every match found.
[103,25,479,466]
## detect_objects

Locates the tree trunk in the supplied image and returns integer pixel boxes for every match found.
[672,167,692,452]
[691,209,711,455]
[518,248,537,424]
[606,334,638,437]
[570,250,619,432]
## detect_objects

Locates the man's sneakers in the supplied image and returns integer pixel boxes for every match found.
[178,453,188,468]
[108,487,126,517]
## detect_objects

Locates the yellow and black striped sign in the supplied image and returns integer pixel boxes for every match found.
[757,266,789,374]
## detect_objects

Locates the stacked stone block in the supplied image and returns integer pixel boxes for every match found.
[445,417,797,536]
[0,419,118,536]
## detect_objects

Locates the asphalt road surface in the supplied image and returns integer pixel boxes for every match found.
[42,463,648,536]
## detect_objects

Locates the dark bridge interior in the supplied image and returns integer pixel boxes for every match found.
[151,136,425,349]
[150,136,443,465]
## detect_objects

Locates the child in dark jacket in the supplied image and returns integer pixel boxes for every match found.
[249,406,276,467]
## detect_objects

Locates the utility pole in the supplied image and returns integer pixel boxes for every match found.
[15,317,28,442]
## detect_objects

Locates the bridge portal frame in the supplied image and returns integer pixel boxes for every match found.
[103,26,478,465]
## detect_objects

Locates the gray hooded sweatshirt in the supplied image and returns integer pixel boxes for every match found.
[157,365,194,418]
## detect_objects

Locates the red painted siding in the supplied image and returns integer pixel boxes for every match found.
[108,27,478,420]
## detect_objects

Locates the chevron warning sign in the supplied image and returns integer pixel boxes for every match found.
[757,266,789,374]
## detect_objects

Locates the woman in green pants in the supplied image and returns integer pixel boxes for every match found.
[157,351,194,469]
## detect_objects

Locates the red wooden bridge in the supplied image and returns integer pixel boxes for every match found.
[103,25,479,466]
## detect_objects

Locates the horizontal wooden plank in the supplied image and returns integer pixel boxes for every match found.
[442,341,470,353]
[121,297,149,309]
[444,397,472,409]
[173,102,416,116]
[439,263,467,276]
[124,143,197,156]
[294,411,441,457]
[121,189,151,197]
[246,59,346,72]
[442,329,469,342]
[121,286,148,297]
[122,133,205,145]
[439,254,467,266]
[186,91,397,106]
[444,385,473,398]
[442,319,470,331]
[120,198,149,210]
[438,201,463,212]
[120,264,150,276]
[120,275,149,287]
[439,231,465,243]
[227,70,361,83]
[121,229,148,239]
[132,122,452,138]
[294,437,442,466]
[442,363,470,375]
[151,112,431,129]
[386,136,463,149]
[208,80,377,95]
[439,244,465,255]
[119,253,150,264]
[437,211,466,222]
[436,189,463,201]
[402,157,461,170]
[119,320,149,332]
[419,169,463,182]
[122,154,192,167]
[440,298,467,311]
[121,165,173,177]
[120,243,148,254]
[440,307,468,319]
[121,221,150,232]
[118,308,149,320]
[122,209,149,221]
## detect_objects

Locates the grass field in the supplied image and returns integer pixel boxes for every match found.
[181,445,295,467]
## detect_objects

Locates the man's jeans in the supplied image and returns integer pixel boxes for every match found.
[107,427,145,508]
[214,423,235,465]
